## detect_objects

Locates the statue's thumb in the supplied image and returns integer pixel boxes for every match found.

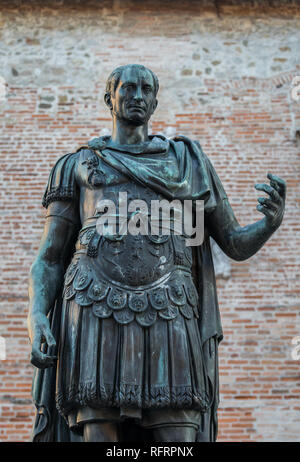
[44,329,56,348]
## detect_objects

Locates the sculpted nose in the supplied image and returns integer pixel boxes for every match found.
[133,86,143,101]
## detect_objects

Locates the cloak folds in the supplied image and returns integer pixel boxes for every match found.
[31,135,225,442]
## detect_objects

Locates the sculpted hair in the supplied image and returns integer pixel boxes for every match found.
[105,64,159,97]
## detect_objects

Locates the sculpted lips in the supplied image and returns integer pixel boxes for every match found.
[128,104,146,111]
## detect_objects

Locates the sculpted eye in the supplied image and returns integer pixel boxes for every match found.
[143,86,152,93]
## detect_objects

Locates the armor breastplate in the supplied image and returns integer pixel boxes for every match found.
[63,162,199,326]
[79,230,192,285]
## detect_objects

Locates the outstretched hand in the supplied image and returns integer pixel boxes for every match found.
[255,173,286,230]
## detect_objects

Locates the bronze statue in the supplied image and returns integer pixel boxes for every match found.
[27,64,286,442]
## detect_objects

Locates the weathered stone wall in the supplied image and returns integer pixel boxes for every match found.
[0,0,300,441]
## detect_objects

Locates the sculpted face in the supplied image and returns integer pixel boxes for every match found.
[107,66,158,126]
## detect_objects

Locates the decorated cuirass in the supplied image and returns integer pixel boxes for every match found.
[63,146,199,327]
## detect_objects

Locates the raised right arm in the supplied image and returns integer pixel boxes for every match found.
[27,201,79,369]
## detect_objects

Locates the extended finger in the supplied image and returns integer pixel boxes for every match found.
[255,183,281,203]
[267,173,286,199]
[258,197,278,211]
[267,173,286,187]
[256,204,275,219]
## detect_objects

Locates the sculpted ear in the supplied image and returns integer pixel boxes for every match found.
[104,93,113,110]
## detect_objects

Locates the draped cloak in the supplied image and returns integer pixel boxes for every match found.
[31,135,227,442]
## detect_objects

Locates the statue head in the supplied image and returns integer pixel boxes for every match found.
[104,64,159,126]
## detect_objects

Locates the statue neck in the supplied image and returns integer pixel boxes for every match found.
[110,117,149,146]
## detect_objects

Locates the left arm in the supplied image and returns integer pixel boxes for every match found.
[206,173,286,262]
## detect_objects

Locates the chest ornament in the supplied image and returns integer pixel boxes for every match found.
[82,154,106,187]
[128,292,148,313]
[107,287,127,310]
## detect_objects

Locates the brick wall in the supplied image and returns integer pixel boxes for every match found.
[0,0,300,441]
